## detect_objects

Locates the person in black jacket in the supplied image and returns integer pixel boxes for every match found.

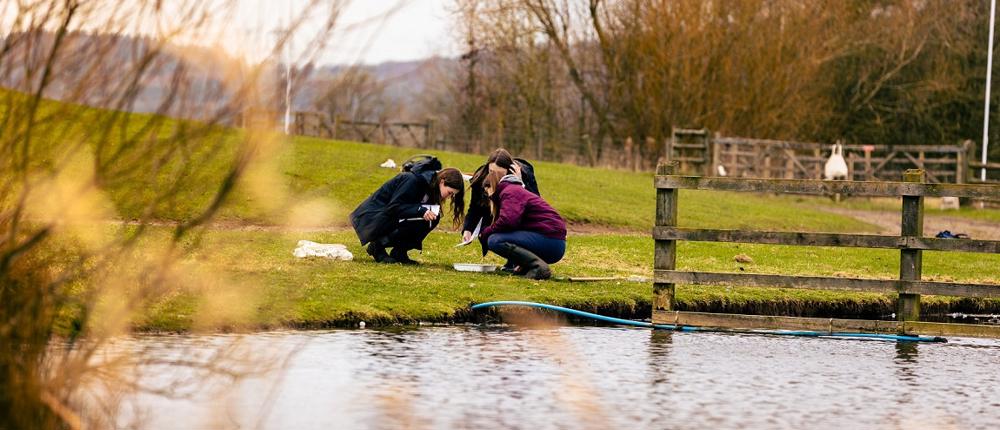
[463,149,540,271]
[351,157,465,264]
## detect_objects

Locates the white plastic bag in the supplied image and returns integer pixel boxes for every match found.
[293,240,353,261]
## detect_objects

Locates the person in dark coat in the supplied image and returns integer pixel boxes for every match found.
[351,157,465,264]
[479,170,566,280]
[464,148,540,271]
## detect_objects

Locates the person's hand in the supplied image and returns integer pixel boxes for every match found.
[423,210,438,222]
[511,162,522,179]
[462,230,473,242]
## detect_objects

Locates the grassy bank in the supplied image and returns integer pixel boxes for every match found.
[131,227,1000,332]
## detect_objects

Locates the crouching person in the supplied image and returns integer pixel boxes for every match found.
[479,171,566,280]
[351,157,465,264]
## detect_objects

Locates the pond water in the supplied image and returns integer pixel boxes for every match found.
[114,326,1000,429]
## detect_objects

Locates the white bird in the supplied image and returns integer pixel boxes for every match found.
[824,143,849,180]
[716,164,728,177]
[379,158,397,169]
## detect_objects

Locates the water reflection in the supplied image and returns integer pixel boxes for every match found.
[647,329,673,385]
[889,340,920,428]
[110,327,1000,429]
[894,340,919,363]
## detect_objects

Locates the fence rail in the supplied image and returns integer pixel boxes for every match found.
[654,176,1000,198]
[652,227,1000,253]
[652,162,1000,336]
[669,130,1000,188]
[654,271,1000,299]
[292,111,434,148]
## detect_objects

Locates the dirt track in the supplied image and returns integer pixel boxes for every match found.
[818,207,1000,240]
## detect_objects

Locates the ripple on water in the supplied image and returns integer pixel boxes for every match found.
[110,326,1000,429]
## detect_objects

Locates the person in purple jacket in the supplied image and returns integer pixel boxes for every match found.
[479,170,567,280]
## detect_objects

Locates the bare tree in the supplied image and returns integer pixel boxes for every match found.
[0,1,344,428]
[312,66,396,122]
[442,0,990,169]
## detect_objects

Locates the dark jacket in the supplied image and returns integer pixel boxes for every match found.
[351,158,442,246]
[463,158,539,234]
[479,179,566,255]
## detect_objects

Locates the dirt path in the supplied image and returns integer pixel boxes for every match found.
[818,207,1000,240]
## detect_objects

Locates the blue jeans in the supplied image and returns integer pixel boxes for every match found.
[487,231,566,264]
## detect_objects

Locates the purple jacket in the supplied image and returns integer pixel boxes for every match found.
[480,181,566,253]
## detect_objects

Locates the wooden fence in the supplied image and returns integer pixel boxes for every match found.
[292,111,435,148]
[668,129,987,184]
[970,160,1000,185]
[652,162,1000,337]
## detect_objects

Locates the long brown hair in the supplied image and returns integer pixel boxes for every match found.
[470,148,515,212]
[487,148,515,171]
[429,167,466,226]
[482,170,505,220]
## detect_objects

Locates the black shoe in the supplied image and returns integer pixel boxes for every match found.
[366,239,394,263]
[389,247,419,265]
[498,243,551,280]
[499,260,517,275]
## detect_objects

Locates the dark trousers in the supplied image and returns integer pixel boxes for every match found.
[487,231,566,264]
[385,218,438,251]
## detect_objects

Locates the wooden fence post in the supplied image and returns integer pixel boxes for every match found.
[706,131,718,177]
[425,119,435,149]
[958,139,973,184]
[665,130,675,163]
[654,162,679,312]
[898,169,925,321]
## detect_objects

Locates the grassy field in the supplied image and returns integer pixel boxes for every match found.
[100,130,999,229]
[88,135,1000,331]
[8,95,997,332]
[102,134,879,233]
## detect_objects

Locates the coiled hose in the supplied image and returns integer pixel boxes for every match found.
[471,301,946,343]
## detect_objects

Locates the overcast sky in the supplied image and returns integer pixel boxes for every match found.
[334,0,458,64]
[0,0,457,66]
[232,0,459,66]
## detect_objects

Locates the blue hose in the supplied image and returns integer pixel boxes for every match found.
[471,301,946,343]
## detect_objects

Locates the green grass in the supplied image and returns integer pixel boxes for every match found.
[9,91,999,331]
[10,93,876,233]
[163,136,877,233]
[131,228,1000,332]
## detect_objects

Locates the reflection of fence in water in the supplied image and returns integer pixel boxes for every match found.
[652,162,1000,338]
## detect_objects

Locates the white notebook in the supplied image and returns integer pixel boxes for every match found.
[455,220,482,247]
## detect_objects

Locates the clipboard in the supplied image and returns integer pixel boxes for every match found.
[400,204,440,222]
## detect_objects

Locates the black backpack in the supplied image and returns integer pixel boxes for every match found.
[401,154,438,172]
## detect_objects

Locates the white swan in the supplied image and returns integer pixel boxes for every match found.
[824,143,849,180]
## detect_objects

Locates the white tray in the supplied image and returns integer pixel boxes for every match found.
[453,263,498,272]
